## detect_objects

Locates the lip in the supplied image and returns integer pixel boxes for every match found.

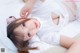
[33,21,38,28]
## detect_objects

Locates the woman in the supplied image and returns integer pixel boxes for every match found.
[7,17,53,53]
[7,17,80,53]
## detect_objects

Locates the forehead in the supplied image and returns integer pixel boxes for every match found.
[16,19,24,23]
[13,19,31,30]
[16,19,28,23]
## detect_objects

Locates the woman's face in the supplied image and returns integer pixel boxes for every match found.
[13,19,40,41]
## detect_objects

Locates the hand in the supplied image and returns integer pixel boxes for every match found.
[20,3,33,18]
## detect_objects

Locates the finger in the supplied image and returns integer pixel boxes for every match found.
[20,11,26,18]
[20,8,28,18]
[24,12,28,18]
[25,10,31,18]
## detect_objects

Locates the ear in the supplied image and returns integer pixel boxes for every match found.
[7,16,16,25]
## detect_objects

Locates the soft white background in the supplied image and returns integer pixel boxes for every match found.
[0,0,80,53]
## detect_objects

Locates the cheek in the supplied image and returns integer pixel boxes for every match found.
[31,22,37,28]
[30,29,37,36]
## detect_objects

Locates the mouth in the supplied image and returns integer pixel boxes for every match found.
[33,21,38,28]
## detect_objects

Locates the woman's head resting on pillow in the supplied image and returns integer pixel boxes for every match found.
[7,16,40,51]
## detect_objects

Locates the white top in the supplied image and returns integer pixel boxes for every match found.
[28,35,53,52]
[76,2,80,22]
[31,0,78,31]
[30,16,61,45]
[32,0,67,31]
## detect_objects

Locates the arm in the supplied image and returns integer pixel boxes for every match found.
[60,35,80,53]
[20,0,36,18]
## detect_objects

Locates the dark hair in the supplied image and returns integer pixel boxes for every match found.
[7,18,37,53]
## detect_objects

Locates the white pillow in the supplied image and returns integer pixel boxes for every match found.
[0,35,17,51]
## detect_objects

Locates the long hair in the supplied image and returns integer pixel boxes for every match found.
[7,18,37,53]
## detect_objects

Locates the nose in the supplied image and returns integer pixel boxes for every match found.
[23,35,30,41]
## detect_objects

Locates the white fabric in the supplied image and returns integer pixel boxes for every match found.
[29,50,42,53]
[76,2,80,22]
[59,20,80,38]
[30,16,61,45]
[30,0,71,45]
[31,0,77,32]
[0,34,17,51]
[48,1,70,31]
[28,35,53,51]
[29,0,80,47]
[30,0,80,46]
[59,2,80,38]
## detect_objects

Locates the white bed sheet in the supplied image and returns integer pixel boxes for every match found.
[59,20,80,38]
